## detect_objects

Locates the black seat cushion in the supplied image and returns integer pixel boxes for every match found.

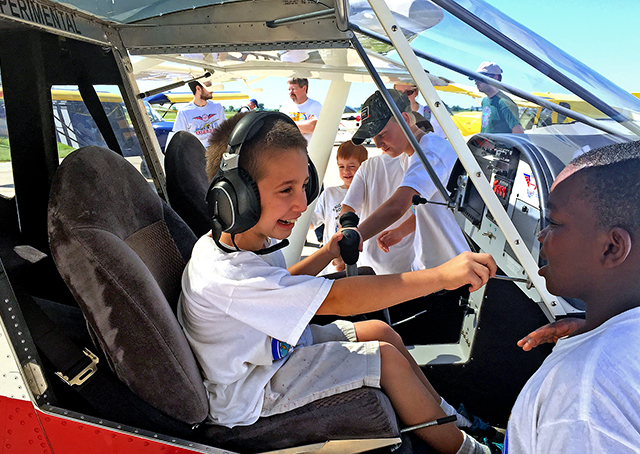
[165,131,212,237]
[200,387,400,452]
[48,146,208,424]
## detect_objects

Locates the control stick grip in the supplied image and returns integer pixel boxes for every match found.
[338,212,360,266]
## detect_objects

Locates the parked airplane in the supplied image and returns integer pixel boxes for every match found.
[1,0,639,453]
[0,88,248,157]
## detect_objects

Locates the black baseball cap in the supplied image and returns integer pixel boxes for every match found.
[413,112,433,133]
[351,89,411,145]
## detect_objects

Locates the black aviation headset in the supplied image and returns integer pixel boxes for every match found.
[206,111,320,254]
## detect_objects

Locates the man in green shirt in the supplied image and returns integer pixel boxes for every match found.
[472,62,524,134]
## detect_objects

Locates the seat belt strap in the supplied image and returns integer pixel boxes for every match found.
[18,291,197,436]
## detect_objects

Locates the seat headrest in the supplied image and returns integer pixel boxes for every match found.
[48,146,208,424]
[165,131,211,237]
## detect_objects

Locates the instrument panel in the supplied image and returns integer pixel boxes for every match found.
[450,134,585,313]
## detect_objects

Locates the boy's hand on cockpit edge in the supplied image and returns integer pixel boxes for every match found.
[517,318,585,351]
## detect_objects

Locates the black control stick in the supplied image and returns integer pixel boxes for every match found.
[412,194,448,207]
[339,211,392,325]
[338,212,360,277]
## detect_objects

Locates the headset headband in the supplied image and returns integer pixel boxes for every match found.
[222,111,298,171]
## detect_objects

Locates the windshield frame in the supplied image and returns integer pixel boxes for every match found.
[430,0,640,137]
[351,24,633,140]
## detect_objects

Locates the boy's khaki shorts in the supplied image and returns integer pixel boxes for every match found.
[260,320,381,417]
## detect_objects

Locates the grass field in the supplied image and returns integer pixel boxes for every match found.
[0,137,76,162]
[0,138,9,162]
[0,109,234,162]
[155,109,177,121]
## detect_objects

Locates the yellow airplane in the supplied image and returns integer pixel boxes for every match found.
[445,88,633,137]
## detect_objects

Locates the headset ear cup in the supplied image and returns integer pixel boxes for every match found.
[232,167,261,234]
[306,157,320,203]
[207,177,236,232]
[209,110,314,239]
[206,168,261,235]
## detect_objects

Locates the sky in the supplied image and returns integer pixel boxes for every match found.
[485,0,639,93]
[141,0,640,112]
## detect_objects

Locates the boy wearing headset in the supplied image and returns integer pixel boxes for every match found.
[178,111,500,454]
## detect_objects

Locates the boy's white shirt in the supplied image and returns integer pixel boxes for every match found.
[310,185,348,275]
[399,133,469,270]
[342,153,416,274]
[178,235,333,427]
[505,307,640,454]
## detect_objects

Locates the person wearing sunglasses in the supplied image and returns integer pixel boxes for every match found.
[394,82,445,138]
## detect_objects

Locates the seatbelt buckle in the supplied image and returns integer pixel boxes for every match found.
[55,348,99,387]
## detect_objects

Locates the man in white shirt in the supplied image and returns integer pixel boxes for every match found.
[172,80,226,147]
[279,78,322,143]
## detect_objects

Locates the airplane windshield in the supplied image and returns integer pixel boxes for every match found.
[350,0,640,129]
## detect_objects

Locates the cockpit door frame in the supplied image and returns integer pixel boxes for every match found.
[104,27,168,198]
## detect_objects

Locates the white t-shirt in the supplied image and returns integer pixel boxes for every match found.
[172,101,226,147]
[400,133,469,270]
[417,103,446,139]
[309,185,348,275]
[342,154,415,275]
[279,97,322,143]
[178,235,333,427]
[505,307,640,454]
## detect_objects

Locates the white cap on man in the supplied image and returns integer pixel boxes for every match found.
[476,61,502,76]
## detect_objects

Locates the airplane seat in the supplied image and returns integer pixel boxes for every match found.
[48,146,208,424]
[165,131,212,237]
[47,146,404,452]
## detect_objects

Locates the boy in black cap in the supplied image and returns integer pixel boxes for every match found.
[345,89,468,271]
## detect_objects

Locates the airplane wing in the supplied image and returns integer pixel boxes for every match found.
[145,92,249,105]
[132,47,450,92]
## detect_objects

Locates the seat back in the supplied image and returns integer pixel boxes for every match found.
[47,146,208,424]
[165,131,212,237]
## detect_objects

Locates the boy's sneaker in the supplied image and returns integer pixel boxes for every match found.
[481,437,504,454]
[457,404,506,443]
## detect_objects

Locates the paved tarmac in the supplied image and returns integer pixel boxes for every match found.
[0,161,13,198]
